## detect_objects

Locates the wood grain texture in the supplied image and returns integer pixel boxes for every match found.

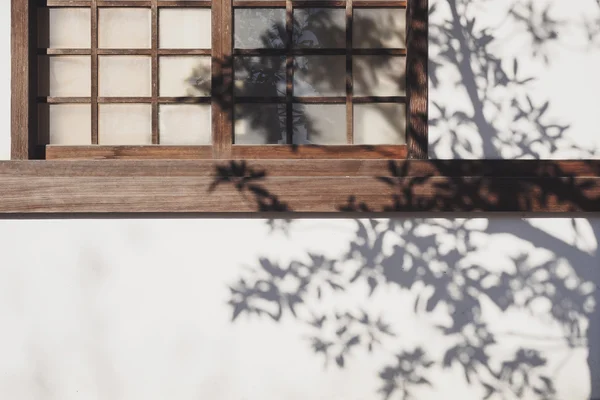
[0,160,598,213]
[406,0,428,159]
[11,0,37,159]
[46,145,408,159]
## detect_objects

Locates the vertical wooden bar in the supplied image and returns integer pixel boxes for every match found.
[213,0,233,158]
[406,0,428,159]
[11,0,38,159]
[345,0,353,144]
[151,0,159,144]
[285,0,293,145]
[91,0,99,144]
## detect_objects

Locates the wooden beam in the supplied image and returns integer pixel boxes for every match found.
[0,160,598,213]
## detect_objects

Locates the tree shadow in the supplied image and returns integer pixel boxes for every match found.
[428,0,600,159]
[188,6,407,146]
[225,215,598,399]
[205,1,600,398]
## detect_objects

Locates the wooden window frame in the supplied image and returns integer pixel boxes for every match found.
[6,0,600,214]
[17,0,424,159]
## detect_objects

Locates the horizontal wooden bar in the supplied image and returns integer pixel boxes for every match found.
[354,96,406,103]
[235,96,347,104]
[232,48,405,56]
[40,49,212,56]
[42,0,400,7]
[40,97,91,104]
[39,97,212,104]
[232,0,406,7]
[46,145,406,159]
[230,145,406,158]
[0,160,598,213]
[42,0,212,7]
[7,160,600,178]
[46,146,214,160]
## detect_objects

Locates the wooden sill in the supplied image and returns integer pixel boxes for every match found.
[45,145,408,160]
[0,160,598,213]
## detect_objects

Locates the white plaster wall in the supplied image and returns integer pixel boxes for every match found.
[429,0,600,159]
[0,2,599,400]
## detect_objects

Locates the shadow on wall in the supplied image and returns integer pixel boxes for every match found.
[225,217,600,400]
[203,0,600,398]
[428,0,600,159]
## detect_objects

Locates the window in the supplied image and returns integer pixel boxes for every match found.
[14,0,428,160]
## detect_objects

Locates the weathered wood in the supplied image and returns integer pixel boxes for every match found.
[11,0,37,159]
[46,145,408,159]
[0,160,598,213]
[406,0,428,159]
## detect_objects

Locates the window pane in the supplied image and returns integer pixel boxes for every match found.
[235,104,286,144]
[99,56,152,97]
[293,9,345,48]
[40,104,92,145]
[38,56,91,97]
[353,56,405,96]
[159,105,211,145]
[99,104,152,145]
[99,8,151,49]
[294,56,345,97]
[38,8,91,49]
[353,9,406,48]
[159,56,211,97]
[292,104,345,144]
[234,56,286,97]
[234,9,286,49]
[354,103,406,144]
[159,9,211,49]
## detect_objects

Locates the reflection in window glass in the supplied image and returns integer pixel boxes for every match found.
[235,104,287,144]
[234,56,286,97]
[234,9,286,49]
[293,9,345,48]
[353,56,406,96]
[353,9,406,48]
[294,56,345,97]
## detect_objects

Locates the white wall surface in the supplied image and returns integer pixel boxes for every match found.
[0,1,599,400]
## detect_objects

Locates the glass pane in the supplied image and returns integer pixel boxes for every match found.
[99,56,152,97]
[159,105,211,145]
[354,103,406,144]
[234,56,286,97]
[38,8,91,49]
[38,56,91,97]
[159,9,211,49]
[235,104,286,144]
[234,9,286,49]
[159,56,211,97]
[40,104,92,145]
[99,104,152,145]
[99,8,151,49]
[353,9,406,48]
[294,56,345,97]
[353,56,405,96]
[293,9,345,48]
[292,104,345,144]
